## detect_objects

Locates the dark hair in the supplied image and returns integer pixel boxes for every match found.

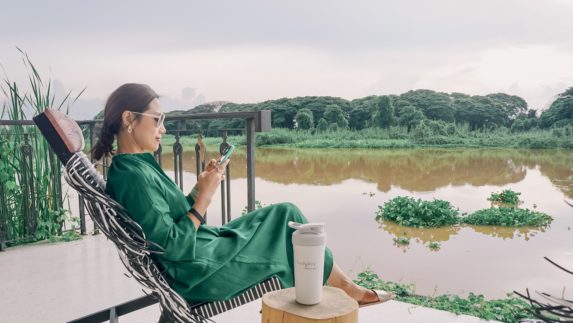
[90,83,159,160]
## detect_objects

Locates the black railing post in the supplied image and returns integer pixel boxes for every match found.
[194,130,207,222]
[0,154,7,251]
[154,143,163,167]
[219,133,228,224]
[195,130,206,180]
[89,123,100,235]
[49,149,64,234]
[219,131,232,224]
[224,131,231,223]
[102,156,109,180]
[78,126,87,234]
[173,130,183,190]
[246,118,256,212]
[54,153,63,210]
[79,126,87,235]
[78,193,86,235]
[78,123,98,235]
[21,133,37,236]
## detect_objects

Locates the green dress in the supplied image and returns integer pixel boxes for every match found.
[105,152,333,302]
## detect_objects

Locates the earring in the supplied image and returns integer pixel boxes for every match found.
[128,125,132,133]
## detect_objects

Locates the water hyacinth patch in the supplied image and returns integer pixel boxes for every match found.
[376,194,553,229]
[463,207,553,227]
[487,189,521,207]
[376,196,461,228]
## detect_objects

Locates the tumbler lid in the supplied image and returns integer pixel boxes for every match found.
[289,221,326,246]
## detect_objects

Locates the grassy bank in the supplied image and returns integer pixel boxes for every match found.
[354,269,532,322]
[164,126,573,150]
[160,135,244,152]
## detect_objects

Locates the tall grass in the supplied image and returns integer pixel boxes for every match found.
[0,49,84,245]
[209,126,573,149]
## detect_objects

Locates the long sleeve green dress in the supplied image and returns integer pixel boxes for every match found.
[105,152,334,302]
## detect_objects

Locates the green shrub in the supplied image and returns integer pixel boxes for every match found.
[376,196,460,227]
[446,124,457,135]
[518,137,559,149]
[487,189,521,207]
[316,118,328,132]
[552,128,564,138]
[255,129,295,145]
[463,207,553,227]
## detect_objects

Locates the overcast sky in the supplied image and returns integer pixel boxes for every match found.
[1,0,572,119]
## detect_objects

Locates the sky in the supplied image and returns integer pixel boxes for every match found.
[1,0,572,119]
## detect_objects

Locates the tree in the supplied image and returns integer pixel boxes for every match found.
[371,96,394,128]
[348,108,371,130]
[399,90,455,122]
[453,96,508,130]
[317,118,328,132]
[397,106,425,132]
[485,93,528,120]
[323,104,348,129]
[511,119,528,132]
[539,87,573,128]
[295,108,314,130]
[350,95,379,129]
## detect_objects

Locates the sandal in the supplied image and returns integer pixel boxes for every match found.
[359,289,394,308]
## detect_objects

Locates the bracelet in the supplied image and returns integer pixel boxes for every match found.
[190,207,206,225]
[190,184,200,201]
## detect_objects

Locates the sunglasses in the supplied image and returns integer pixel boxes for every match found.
[130,111,166,128]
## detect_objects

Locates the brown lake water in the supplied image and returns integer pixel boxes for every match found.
[156,148,573,299]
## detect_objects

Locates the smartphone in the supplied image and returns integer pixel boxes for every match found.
[218,144,235,165]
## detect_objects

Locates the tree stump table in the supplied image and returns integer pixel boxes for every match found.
[261,287,358,323]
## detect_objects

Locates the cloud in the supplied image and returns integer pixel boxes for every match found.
[1,0,572,111]
[414,45,573,109]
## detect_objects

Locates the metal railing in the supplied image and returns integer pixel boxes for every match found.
[0,110,271,250]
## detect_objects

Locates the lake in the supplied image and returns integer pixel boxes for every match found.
[131,148,573,299]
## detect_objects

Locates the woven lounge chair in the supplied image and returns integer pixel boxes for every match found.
[33,108,281,323]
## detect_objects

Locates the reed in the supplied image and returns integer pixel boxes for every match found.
[0,49,84,245]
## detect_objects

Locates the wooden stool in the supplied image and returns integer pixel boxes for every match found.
[261,287,358,323]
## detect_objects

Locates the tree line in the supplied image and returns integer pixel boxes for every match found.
[95,87,573,135]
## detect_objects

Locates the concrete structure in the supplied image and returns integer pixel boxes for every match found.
[0,234,500,323]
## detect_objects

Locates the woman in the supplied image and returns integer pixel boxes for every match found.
[91,83,391,306]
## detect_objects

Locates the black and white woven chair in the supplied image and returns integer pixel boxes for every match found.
[33,109,281,323]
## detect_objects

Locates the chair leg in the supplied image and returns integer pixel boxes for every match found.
[109,308,118,323]
[158,310,208,323]
[157,311,170,323]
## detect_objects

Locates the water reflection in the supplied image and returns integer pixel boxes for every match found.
[378,220,461,244]
[380,217,545,247]
[469,225,547,240]
[163,148,573,197]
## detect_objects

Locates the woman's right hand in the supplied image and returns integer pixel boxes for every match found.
[195,159,229,205]
[189,160,229,227]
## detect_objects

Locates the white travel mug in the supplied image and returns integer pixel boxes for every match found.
[288,221,327,305]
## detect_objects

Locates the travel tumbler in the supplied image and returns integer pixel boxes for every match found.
[288,221,327,305]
